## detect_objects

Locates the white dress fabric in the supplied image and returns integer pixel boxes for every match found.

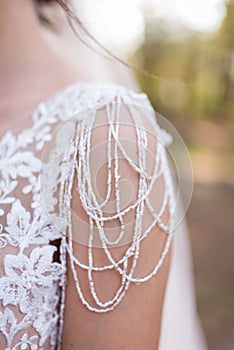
[0,81,208,350]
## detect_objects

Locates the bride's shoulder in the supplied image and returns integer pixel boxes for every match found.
[40,79,176,218]
[46,80,175,224]
[40,78,176,317]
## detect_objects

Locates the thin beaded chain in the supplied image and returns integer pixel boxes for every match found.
[56,94,175,349]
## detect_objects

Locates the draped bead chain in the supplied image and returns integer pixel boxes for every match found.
[57,96,175,320]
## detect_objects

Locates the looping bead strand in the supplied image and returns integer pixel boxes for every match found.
[58,93,175,316]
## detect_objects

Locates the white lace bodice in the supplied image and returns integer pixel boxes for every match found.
[0,82,175,350]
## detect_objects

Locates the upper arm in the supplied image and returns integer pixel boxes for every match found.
[59,92,175,349]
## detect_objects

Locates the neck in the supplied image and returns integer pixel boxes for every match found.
[0,0,63,96]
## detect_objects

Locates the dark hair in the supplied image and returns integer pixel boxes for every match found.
[36,0,167,83]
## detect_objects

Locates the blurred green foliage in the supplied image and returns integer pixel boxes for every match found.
[132,0,234,122]
[130,4,234,349]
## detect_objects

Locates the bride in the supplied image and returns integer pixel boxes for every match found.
[0,0,208,349]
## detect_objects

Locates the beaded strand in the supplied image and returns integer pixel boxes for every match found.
[56,92,175,350]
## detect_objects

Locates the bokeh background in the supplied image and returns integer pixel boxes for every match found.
[132,3,234,349]
[43,1,234,348]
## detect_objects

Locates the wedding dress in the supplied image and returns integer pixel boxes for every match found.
[0,78,208,350]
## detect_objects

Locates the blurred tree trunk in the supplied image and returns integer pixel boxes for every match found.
[218,1,234,108]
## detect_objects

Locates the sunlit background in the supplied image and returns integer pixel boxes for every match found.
[44,1,234,349]
[75,0,227,53]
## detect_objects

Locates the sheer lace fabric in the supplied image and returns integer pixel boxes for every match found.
[0,82,175,349]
